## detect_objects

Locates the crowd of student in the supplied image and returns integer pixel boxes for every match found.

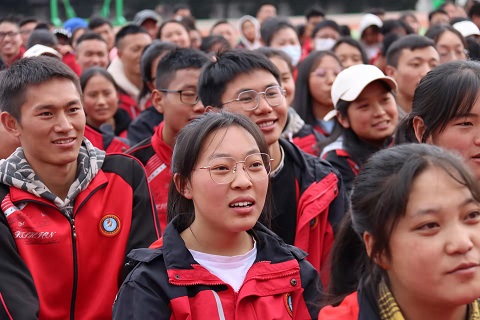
[1,1,480,319]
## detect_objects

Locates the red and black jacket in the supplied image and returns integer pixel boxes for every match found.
[0,154,161,319]
[112,218,322,319]
[84,125,130,154]
[290,124,325,156]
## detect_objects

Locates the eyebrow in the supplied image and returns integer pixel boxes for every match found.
[32,99,81,111]
[414,197,478,216]
[208,148,261,160]
[234,83,279,96]
[454,113,479,119]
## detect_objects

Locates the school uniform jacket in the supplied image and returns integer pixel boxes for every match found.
[127,121,172,233]
[127,106,164,146]
[112,219,322,320]
[279,138,346,286]
[0,154,161,319]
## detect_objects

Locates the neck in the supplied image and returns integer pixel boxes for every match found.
[1,52,18,65]
[312,100,332,120]
[87,117,115,130]
[29,160,78,200]
[181,221,254,256]
[395,92,412,113]
[161,124,175,148]
[268,141,282,171]
[125,72,142,91]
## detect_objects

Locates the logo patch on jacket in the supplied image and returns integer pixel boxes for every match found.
[99,214,121,237]
[284,293,293,317]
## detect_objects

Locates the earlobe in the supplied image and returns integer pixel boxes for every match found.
[0,112,20,137]
[363,232,390,270]
[384,65,395,77]
[173,173,192,199]
[205,106,219,113]
[151,90,165,114]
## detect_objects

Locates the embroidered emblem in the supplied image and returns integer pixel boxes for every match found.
[99,214,121,237]
[284,293,293,317]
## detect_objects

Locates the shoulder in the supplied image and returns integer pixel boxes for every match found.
[102,153,147,182]
[319,292,359,320]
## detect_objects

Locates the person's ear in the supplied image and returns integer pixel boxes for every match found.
[412,116,433,144]
[151,90,165,114]
[1,112,21,137]
[173,173,192,199]
[384,65,395,77]
[205,106,220,113]
[363,232,390,270]
[336,112,350,129]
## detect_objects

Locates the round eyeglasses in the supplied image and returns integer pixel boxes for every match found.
[218,85,286,111]
[196,153,273,184]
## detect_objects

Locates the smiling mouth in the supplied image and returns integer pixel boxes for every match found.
[229,201,253,208]
[53,138,75,144]
[257,120,275,128]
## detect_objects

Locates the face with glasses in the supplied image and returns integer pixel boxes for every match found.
[0,22,22,60]
[180,125,269,234]
[308,55,342,113]
[218,69,288,147]
[152,67,204,147]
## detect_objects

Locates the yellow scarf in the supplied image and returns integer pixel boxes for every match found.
[377,280,480,320]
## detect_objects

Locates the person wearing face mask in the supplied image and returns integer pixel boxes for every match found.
[311,20,341,52]
[260,17,302,67]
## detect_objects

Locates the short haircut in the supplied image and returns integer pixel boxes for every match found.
[254,47,293,73]
[0,16,19,27]
[312,19,340,39]
[19,17,37,28]
[76,32,107,47]
[305,6,325,20]
[260,17,296,46]
[367,7,386,16]
[386,34,436,68]
[173,3,190,14]
[210,19,232,33]
[200,35,231,54]
[88,16,113,30]
[469,1,480,18]
[0,56,81,121]
[155,48,209,89]
[198,50,280,108]
[26,29,58,49]
[381,19,408,35]
[428,8,448,22]
[114,24,149,48]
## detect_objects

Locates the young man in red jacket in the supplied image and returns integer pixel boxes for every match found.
[199,50,347,286]
[127,48,209,232]
[0,56,160,319]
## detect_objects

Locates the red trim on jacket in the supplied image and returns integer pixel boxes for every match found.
[62,52,81,77]
[292,133,318,156]
[84,125,129,154]
[319,292,359,319]
[118,92,140,120]
[0,293,13,320]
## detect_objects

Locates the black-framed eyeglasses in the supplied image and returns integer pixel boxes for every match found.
[0,31,19,41]
[196,153,273,184]
[157,89,200,105]
[218,85,286,111]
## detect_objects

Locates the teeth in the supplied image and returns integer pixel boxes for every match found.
[54,139,74,144]
[258,121,274,128]
[230,202,253,208]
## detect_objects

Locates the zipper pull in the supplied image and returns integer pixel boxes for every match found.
[70,219,77,239]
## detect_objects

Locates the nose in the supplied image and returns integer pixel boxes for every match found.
[372,103,386,117]
[231,164,252,189]
[54,112,74,133]
[326,71,336,85]
[193,98,205,114]
[254,94,273,114]
[445,224,474,255]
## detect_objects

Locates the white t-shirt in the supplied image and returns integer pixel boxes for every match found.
[189,240,257,292]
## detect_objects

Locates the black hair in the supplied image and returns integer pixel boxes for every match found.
[367,7,385,16]
[0,56,81,122]
[114,24,149,48]
[296,24,306,39]
[469,1,480,18]
[18,17,37,28]
[34,22,51,30]
[381,19,411,36]
[156,19,189,40]
[80,66,118,92]
[260,17,296,46]
[155,47,209,90]
[173,3,191,14]
[76,31,107,47]
[210,19,233,33]
[292,50,341,127]
[325,143,480,306]
[311,20,341,39]
[88,16,113,30]
[180,16,197,30]
[380,32,400,56]
[0,16,19,26]
[167,111,272,229]
[332,37,369,64]
[466,36,480,61]
[424,24,467,49]
[255,46,294,73]
[198,49,281,108]
[305,6,325,20]
[449,16,468,25]
[399,11,418,24]
[428,8,449,23]
[26,29,58,49]
[395,60,480,144]
[199,35,231,54]
[138,40,177,104]
[386,34,436,68]
[339,25,351,37]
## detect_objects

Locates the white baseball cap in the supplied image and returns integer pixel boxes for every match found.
[453,20,480,38]
[325,64,397,121]
[359,13,383,36]
[23,44,62,59]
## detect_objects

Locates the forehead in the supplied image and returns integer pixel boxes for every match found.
[163,23,186,33]
[21,78,81,109]
[78,39,108,51]
[123,33,151,45]
[437,30,463,44]
[168,68,201,87]
[93,24,112,31]
[212,23,235,33]
[224,69,279,93]
[200,125,259,157]
[0,22,18,31]
[313,54,341,69]
[335,42,361,54]
[398,46,438,63]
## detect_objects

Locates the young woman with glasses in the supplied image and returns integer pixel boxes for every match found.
[113,111,322,319]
